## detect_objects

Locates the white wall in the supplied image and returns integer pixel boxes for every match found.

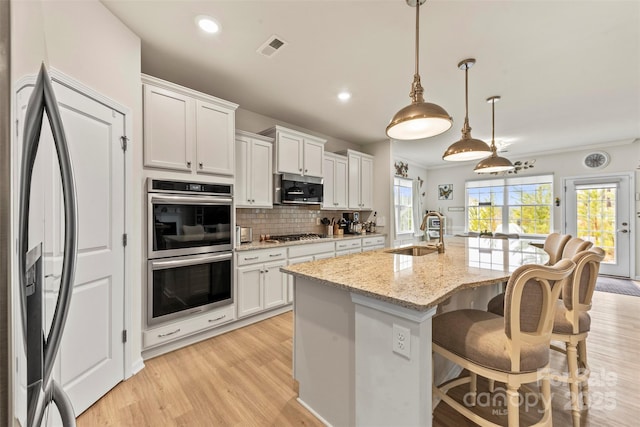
[10,0,144,408]
[425,141,640,277]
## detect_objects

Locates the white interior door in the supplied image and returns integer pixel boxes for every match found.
[564,174,632,277]
[16,78,126,420]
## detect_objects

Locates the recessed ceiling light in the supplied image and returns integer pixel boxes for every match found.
[196,15,220,34]
[338,91,351,102]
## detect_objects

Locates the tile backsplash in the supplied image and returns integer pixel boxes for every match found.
[236,206,372,239]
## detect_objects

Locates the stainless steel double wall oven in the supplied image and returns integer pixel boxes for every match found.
[147,179,233,326]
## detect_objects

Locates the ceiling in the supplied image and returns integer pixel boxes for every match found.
[102,0,640,167]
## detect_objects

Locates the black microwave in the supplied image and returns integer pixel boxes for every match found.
[274,173,323,205]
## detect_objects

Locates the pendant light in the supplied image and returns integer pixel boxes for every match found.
[386,0,452,140]
[474,96,515,173]
[442,59,492,161]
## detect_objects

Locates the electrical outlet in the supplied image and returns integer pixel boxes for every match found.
[392,324,411,359]
[316,217,321,225]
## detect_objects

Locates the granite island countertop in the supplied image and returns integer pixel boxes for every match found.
[281,237,549,311]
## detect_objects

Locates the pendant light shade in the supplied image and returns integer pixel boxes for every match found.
[474,96,515,174]
[442,59,492,161]
[386,0,452,140]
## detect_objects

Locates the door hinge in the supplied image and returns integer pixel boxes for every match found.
[120,135,129,152]
[122,233,128,247]
[122,330,127,343]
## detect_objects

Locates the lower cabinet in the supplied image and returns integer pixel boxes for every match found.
[362,236,386,252]
[237,256,287,318]
[143,303,235,349]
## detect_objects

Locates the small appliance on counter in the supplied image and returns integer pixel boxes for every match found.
[238,226,253,243]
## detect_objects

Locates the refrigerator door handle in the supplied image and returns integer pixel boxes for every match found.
[18,63,78,427]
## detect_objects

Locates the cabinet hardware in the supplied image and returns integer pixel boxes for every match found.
[187,161,191,167]
[158,328,181,338]
[244,256,259,261]
[304,169,308,173]
[269,253,282,257]
[208,315,226,323]
[299,168,302,172]
[265,270,269,273]
[199,162,203,168]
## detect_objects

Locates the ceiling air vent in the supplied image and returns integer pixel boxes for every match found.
[257,35,287,58]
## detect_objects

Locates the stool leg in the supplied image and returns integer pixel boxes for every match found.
[577,339,589,407]
[469,372,477,406]
[541,375,552,426]
[488,378,495,393]
[566,342,581,427]
[506,384,520,427]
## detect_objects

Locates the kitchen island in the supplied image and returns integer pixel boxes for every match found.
[282,237,548,427]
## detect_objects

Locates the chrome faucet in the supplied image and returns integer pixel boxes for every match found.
[420,211,445,253]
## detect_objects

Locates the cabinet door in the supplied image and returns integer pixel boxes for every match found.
[303,139,324,177]
[276,131,303,174]
[143,85,193,172]
[250,140,273,207]
[235,136,250,207]
[348,153,361,209]
[360,155,374,210]
[195,100,235,176]
[263,260,287,309]
[237,265,263,318]
[322,156,336,209]
[334,156,349,209]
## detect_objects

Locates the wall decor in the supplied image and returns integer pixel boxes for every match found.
[438,184,453,200]
[394,161,408,177]
[490,159,536,175]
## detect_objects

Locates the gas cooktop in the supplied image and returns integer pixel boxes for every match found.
[269,233,322,242]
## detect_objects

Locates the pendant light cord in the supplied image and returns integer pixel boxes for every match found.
[415,0,420,77]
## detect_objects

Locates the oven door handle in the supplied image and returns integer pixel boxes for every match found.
[150,195,232,205]
[150,252,232,270]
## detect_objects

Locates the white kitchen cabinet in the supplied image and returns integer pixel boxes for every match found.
[143,74,238,177]
[142,303,235,349]
[322,153,349,210]
[335,238,362,256]
[236,131,273,208]
[342,149,374,210]
[236,249,287,318]
[287,241,335,303]
[260,125,326,177]
[362,235,386,252]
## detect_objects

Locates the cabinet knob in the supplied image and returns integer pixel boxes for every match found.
[187,161,191,167]
[299,168,303,172]
[304,169,308,173]
[199,162,203,169]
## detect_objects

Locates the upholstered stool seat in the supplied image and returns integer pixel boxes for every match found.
[433,259,575,427]
[434,309,550,373]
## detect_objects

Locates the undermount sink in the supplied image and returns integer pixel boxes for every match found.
[385,246,439,256]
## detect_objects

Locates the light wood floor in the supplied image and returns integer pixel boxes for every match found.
[78,290,640,426]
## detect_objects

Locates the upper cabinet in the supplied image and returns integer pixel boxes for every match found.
[142,75,238,177]
[322,153,348,210]
[260,126,326,177]
[341,149,374,210]
[236,130,273,208]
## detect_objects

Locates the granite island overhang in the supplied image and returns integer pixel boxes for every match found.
[281,237,549,426]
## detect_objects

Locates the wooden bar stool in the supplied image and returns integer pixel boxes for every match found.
[433,259,575,427]
[550,247,605,427]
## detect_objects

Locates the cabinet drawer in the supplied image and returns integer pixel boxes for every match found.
[288,241,335,258]
[143,304,235,348]
[236,248,286,266]
[362,236,385,247]
[335,239,362,251]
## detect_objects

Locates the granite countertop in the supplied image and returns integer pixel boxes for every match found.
[235,232,387,251]
[281,237,549,311]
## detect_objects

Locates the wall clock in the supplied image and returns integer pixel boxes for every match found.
[583,151,610,169]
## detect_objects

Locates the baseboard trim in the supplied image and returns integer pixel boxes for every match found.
[130,358,145,377]
[296,397,332,427]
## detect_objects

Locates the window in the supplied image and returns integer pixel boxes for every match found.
[466,175,553,236]
[394,177,414,235]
